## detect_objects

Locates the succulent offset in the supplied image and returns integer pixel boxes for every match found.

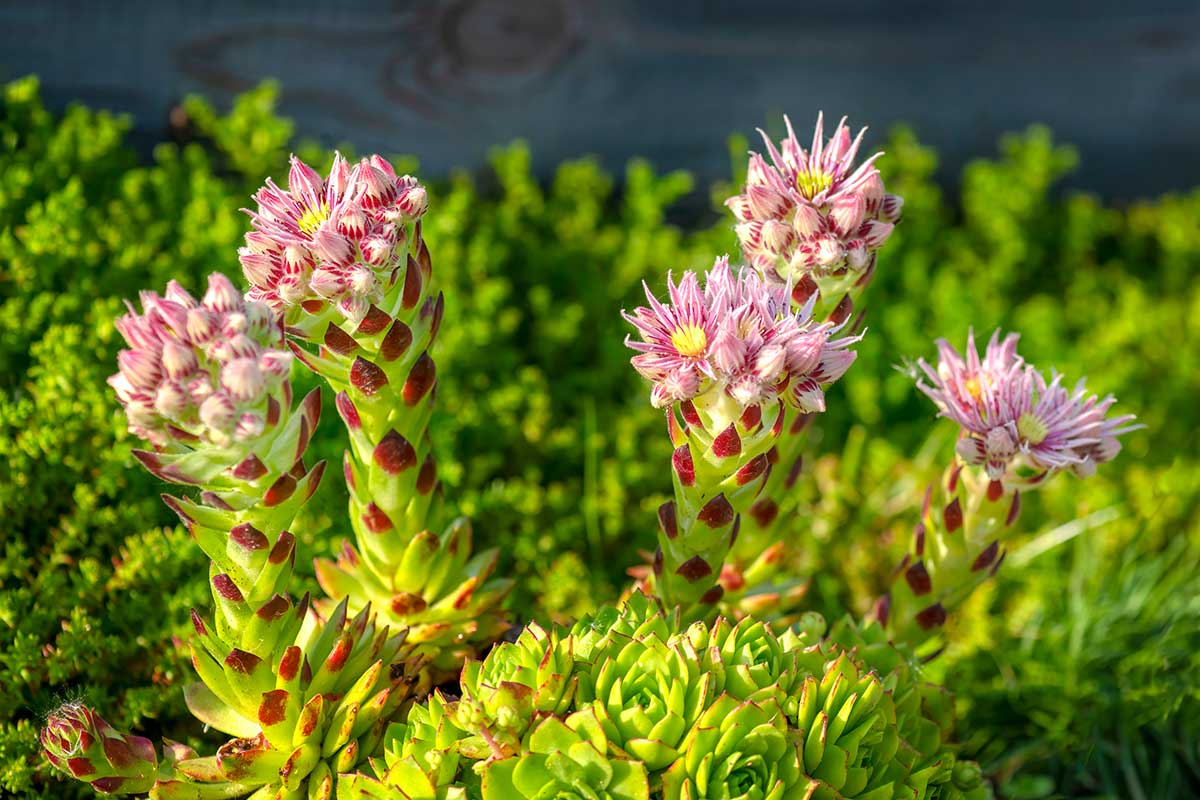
[40,110,1139,800]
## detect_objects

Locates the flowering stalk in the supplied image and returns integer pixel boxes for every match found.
[623,258,860,616]
[721,114,901,616]
[878,330,1141,642]
[44,274,420,800]
[241,155,511,678]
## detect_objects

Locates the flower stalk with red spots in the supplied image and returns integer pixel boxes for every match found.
[877,330,1141,643]
[717,114,901,620]
[44,274,420,800]
[247,155,512,679]
[623,259,861,615]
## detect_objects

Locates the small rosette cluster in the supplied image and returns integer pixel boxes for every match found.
[358,596,988,800]
[109,273,292,452]
[242,153,428,323]
[727,114,901,290]
[624,258,861,612]
[878,330,1141,641]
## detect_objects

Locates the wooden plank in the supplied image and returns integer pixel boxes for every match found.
[1,0,1197,198]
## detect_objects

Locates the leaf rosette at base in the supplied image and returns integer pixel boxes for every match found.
[576,628,714,771]
[455,623,576,759]
[661,694,802,800]
[569,591,680,662]
[482,712,650,800]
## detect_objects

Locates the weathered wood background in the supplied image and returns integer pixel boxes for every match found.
[2,0,1198,198]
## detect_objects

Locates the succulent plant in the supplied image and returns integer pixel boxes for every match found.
[481,711,650,800]
[41,705,158,796]
[246,155,511,676]
[575,629,713,771]
[454,622,576,759]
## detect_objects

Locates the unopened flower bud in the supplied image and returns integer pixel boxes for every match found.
[186,308,220,345]
[725,195,753,222]
[311,228,354,266]
[791,377,826,413]
[222,358,266,403]
[880,194,904,223]
[258,350,293,379]
[735,221,764,251]
[335,206,367,239]
[760,220,794,254]
[199,392,238,433]
[860,220,895,248]
[161,340,198,379]
[117,348,162,391]
[243,230,281,254]
[791,203,822,238]
[234,412,266,442]
[815,236,844,268]
[239,250,276,287]
[747,184,788,220]
[830,193,866,235]
[202,273,242,313]
[282,244,314,274]
[348,265,377,296]
[154,380,191,418]
[310,268,345,300]
[395,183,428,219]
[845,240,869,270]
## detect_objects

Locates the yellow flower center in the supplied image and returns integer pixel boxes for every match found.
[1017,412,1049,444]
[964,377,983,401]
[671,324,708,357]
[796,168,833,199]
[297,202,330,236]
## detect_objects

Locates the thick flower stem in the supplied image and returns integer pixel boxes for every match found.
[654,393,781,616]
[880,464,1018,644]
[289,226,511,675]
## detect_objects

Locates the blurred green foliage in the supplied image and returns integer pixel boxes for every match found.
[1,76,1196,798]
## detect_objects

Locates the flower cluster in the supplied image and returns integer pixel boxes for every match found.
[345,598,989,800]
[726,114,902,282]
[623,257,860,411]
[916,330,1140,482]
[108,272,292,448]
[241,153,428,322]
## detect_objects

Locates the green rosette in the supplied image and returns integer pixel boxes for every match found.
[454,623,576,759]
[481,711,650,800]
[661,694,804,800]
[575,629,714,771]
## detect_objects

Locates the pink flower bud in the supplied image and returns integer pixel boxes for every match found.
[258,350,293,379]
[861,173,885,213]
[282,244,314,274]
[353,161,394,208]
[735,221,764,250]
[309,268,345,300]
[747,184,788,219]
[830,193,866,235]
[203,273,242,313]
[277,275,308,305]
[163,281,198,308]
[815,235,844,268]
[115,314,158,350]
[222,312,248,336]
[338,294,370,324]
[348,265,377,296]
[746,153,772,187]
[395,184,428,219]
[815,345,857,383]
[359,236,394,266]
[239,250,276,287]
[845,240,869,271]
[244,230,281,254]
[881,194,904,223]
[791,203,823,238]
[186,373,214,406]
[859,220,895,249]
[310,228,354,266]
[161,340,198,379]
[288,156,325,207]
[753,343,788,381]
[710,325,747,374]
[724,195,753,222]
[243,302,275,338]
[791,377,826,413]
[154,380,191,418]
[234,412,265,442]
[369,154,398,181]
[335,207,367,239]
[199,392,237,433]
[760,220,794,254]
[117,348,162,391]
[785,333,823,376]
